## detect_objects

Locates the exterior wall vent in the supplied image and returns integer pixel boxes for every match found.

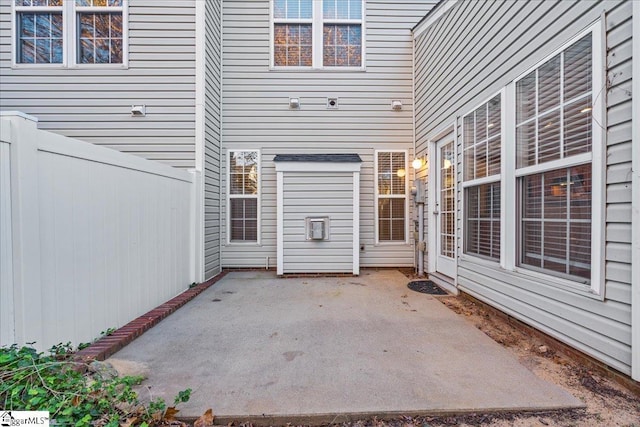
[327,97,339,109]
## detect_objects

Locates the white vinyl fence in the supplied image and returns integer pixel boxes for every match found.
[0,112,196,351]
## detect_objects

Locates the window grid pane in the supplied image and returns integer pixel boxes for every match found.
[463,95,501,182]
[465,183,500,260]
[323,0,362,20]
[323,24,361,67]
[516,34,592,169]
[230,199,258,242]
[77,12,123,64]
[274,24,312,67]
[377,152,406,242]
[440,142,455,258]
[229,151,259,243]
[519,165,591,281]
[17,12,63,64]
[275,0,312,19]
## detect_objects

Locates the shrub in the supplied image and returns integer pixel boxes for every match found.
[0,343,191,427]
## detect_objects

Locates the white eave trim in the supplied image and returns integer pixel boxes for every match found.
[274,162,362,172]
[412,0,458,39]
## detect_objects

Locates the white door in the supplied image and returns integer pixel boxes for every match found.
[434,135,457,278]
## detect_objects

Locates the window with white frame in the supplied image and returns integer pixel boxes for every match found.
[463,95,501,260]
[14,0,125,66]
[515,32,594,282]
[228,151,259,243]
[376,151,407,243]
[272,0,363,68]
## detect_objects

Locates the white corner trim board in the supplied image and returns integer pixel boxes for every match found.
[631,0,640,382]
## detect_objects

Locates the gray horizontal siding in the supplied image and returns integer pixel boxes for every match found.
[221,0,437,268]
[414,0,633,374]
[0,0,197,168]
[204,0,222,279]
[282,172,353,273]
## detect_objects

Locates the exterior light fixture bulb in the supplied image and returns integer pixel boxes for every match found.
[412,158,423,169]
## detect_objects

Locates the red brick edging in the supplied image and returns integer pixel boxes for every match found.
[74,271,228,362]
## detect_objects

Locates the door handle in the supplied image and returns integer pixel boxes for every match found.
[433,210,440,215]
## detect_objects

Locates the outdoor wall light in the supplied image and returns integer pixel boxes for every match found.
[131,105,146,117]
[289,97,300,109]
[412,157,425,169]
[391,100,403,110]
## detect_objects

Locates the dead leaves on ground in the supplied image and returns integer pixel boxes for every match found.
[194,409,215,427]
[116,407,214,427]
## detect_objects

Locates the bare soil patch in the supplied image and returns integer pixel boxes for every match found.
[416,296,640,426]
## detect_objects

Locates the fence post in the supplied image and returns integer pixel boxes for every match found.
[190,169,204,284]
[5,113,44,347]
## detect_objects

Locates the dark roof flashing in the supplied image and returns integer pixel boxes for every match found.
[273,154,362,163]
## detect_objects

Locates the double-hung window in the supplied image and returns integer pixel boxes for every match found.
[463,95,502,260]
[272,0,363,69]
[228,151,260,243]
[13,0,126,66]
[376,151,407,243]
[515,31,597,283]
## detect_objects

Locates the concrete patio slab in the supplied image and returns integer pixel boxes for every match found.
[110,270,583,423]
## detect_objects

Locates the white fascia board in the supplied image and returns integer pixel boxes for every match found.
[413,0,458,39]
[275,162,362,172]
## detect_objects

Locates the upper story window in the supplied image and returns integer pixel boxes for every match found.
[13,0,127,66]
[272,0,364,69]
[322,0,362,67]
[76,0,124,64]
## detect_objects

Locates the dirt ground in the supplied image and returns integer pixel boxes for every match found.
[403,295,640,427]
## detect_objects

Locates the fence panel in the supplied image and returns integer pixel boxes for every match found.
[0,113,195,351]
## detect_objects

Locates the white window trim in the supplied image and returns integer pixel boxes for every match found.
[11,0,129,69]
[226,150,261,246]
[374,149,409,245]
[269,0,366,70]
[506,21,605,296]
[461,91,504,188]
[460,90,504,264]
